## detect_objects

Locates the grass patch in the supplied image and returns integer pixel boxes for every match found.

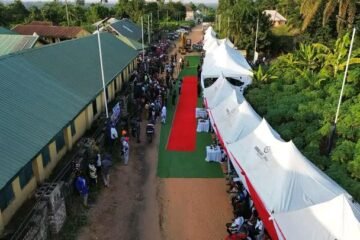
[157,56,223,178]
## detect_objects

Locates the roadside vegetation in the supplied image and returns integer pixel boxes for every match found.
[217,0,360,200]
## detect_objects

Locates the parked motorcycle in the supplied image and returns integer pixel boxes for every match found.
[146,123,155,143]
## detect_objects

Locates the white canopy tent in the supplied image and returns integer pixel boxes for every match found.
[204,26,216,38]
[210,99,261,144]
[203,74,237,109]
[204,37,235,52]
[219,38,235,48]
[201,26,360,240]
[201,42,253,88]
[273,194,360,240]
[227,119,351,239]
[203,36,220,51]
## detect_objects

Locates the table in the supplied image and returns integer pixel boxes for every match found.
[197,119,210,132]
[205,146,222,162]
[196,108,207,118]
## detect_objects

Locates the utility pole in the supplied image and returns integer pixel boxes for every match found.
[327,16,357,155]
[227,17,230,38]
[96,25,109,118]
[148,14,150,44]
[151,12,153,41]
[65,0,70,26]
[219,14,221,35]
[253,18,259,64]
[141,16,145,60]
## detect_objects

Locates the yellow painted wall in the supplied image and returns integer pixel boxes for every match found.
[0,63,138,233]
[32,154,44,183]
[0,209,3,233]
[76,29,91,38]
[43,140,66,179]
[110,81,115,101]
[96,93,103,116]
[1,176,37,226]
[72,110,87,144]
[85,104,94,129]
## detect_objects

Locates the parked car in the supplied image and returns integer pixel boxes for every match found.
[176,28,189,35]
[167,32,179,40]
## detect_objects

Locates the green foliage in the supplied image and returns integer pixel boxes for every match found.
[246,34,360,200]
[217,0,273,54]
[0,0,188,30]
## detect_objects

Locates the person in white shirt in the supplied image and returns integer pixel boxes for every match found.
[255,218,264,240]
[226,214,244,235]
[122,138,130,165]
[161,105,167,124]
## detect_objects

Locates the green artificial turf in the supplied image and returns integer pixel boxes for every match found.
[157,56,224,178]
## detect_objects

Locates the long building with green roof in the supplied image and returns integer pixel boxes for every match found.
[0,32,138,231]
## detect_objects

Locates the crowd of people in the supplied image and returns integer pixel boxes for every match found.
[224,162,269,240]
[73,37,183,207]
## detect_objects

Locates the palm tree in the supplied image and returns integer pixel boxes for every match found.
[300,0,357,33]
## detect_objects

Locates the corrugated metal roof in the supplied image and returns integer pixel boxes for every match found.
[0,35,38,57]
[12,25,89,39]
[116,34,144,50]
[0,27,17,35]
[110,18,142,42]
[0,33,138,189]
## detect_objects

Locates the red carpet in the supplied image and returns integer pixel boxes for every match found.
[167,76,198,151]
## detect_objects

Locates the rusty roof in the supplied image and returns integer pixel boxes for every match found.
[29,21,53,26]
[12,25,89,39]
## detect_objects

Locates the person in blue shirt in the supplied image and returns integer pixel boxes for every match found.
[75,173,89,207]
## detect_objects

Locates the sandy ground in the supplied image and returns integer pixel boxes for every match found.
[77,24,232,240]
[162,179,233,240]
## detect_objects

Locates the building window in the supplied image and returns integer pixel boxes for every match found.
[106,87,109,101]
[114,79,117,91]
[55,129,65,152]
[0,183,14,210]
[71,121,76,136]
[92,99,98,115]
[42,146,51,167]
[121,72,125,83]
[19,161,33,189]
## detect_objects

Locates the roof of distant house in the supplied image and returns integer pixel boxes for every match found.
[93,17,120,27]
[185,4,193,12]
[29,21,53,26]
[12,24,89,39]
[0,26,17,35]
[0,33,138,190]
[110,18,142,42]
[263,10,287,22]
[116,34,145,51]
[0,34,38,56]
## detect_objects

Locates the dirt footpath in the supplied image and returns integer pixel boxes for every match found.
[77,121,162,240]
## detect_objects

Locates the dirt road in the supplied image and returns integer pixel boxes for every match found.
[77,120,162,240]
[77,24,232,240]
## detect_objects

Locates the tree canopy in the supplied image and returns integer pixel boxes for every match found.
[246,33,360,200]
